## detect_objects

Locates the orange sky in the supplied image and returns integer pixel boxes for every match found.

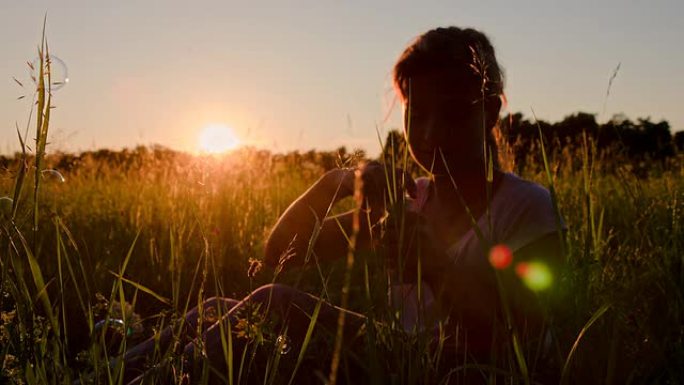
[2,0,682,155]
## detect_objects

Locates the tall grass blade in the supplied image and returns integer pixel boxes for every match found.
[328,168,362,385]
[560,303,611,384]
[108,271,171,305]
[12,223,59,334]
[287,297,323,385]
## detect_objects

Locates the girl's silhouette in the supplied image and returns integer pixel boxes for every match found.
[122,26,564,384]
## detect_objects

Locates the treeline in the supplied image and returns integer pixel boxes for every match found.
[381,112,683,176]
[501,112,682,161]
[0,145,367,177]
[0,112,681,177]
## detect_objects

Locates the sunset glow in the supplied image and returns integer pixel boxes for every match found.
[198,124,241,154]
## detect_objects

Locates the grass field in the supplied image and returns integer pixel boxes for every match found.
[1,35,683,385]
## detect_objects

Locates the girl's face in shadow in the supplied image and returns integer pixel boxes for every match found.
[403,70,485,175]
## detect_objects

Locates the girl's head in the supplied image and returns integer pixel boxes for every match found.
[393,27,505,174]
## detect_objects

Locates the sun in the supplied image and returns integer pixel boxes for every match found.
[198,124,241,154]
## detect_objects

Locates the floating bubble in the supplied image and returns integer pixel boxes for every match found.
[275,334,291,355]
[41,169,65,183]
[94,318,125,333]
[75,350,90,363]
[0,196,13,209]
[515,262,553,291]
[30,55,69,91]
[94,318,135,337]
[489,244,513,269]
[0,196,13,217]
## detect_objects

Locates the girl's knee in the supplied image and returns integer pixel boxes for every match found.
[202,296,222,307]
[248,283,298,305]
[202,296,238,311]
[202,296,226,306]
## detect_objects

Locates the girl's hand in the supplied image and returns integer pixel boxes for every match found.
[383,207,450,280]
[340,161,417,219]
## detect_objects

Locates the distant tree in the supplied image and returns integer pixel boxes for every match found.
[0,155,16,171]
[318,150,338,171]
[1,113,677,177]
[674,131,684,153]
[381,130,405,165]
[603,117,673,160]
[499,111,677,169]
[638,118,674,160]
[555,112,599,143]
[380,129,424,177]
[499,113,551,172]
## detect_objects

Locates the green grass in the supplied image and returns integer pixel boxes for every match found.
[2,136,682,384]
[1,32,683,385]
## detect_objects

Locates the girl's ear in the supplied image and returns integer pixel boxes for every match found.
[485,95,502,129]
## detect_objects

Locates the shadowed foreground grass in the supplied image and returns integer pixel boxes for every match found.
[1,144,683,384]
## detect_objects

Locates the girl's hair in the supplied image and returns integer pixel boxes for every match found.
[393,27,513,170]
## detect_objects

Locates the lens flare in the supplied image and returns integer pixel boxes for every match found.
[515,261,553,291]
[489,244,513,269]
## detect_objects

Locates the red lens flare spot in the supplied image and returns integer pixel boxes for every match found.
[515,262,530,277]
[489,244,513,269]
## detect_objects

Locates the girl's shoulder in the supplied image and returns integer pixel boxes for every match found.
[492,172,565,252]
[499,173,552,204]
[408,176,432,212]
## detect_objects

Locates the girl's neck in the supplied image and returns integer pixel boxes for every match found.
[431,167,504,212]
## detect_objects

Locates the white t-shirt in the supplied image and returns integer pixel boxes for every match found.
[390,172,564,333]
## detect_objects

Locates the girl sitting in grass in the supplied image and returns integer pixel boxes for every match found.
[122,26,564,384]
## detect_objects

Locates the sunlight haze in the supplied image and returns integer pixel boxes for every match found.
[1,0,682,156]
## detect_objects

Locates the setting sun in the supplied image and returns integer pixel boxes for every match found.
[198,124,241,154]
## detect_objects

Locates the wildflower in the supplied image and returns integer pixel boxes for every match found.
[275,236,297,276]
[247,258,263,278]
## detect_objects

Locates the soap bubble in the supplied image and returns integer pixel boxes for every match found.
[0,196,13,217]
[275,335,291,355]
[94,318,124,332]
[94,318,134,337]
[30,55,69,91]
[41,169,65,183]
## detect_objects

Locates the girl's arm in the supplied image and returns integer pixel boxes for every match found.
[263,168,383,268]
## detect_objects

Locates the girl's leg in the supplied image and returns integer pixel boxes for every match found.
[183,284,366,382]
[122,297,239,379]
